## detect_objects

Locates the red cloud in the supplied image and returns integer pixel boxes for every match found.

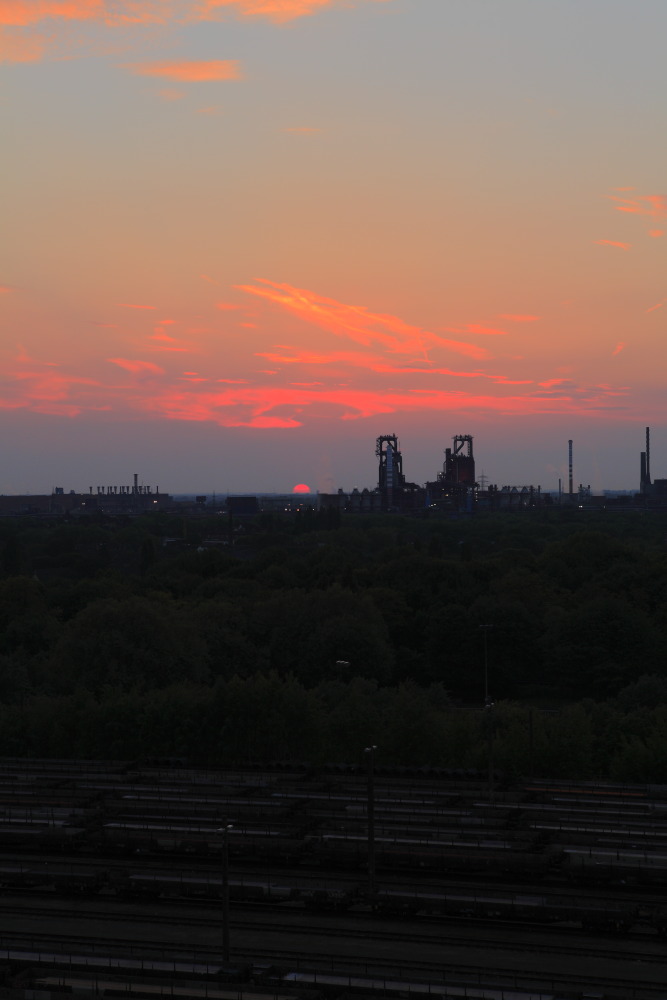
[202,0,356,23]
[134,382,631,428]
[595,240,631,250]
[123,60,242,82]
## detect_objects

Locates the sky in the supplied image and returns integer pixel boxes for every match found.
[1,0,666,495]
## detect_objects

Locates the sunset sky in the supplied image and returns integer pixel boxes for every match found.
[2,0,666,495]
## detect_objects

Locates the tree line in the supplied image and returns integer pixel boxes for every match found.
[0,507,666,778]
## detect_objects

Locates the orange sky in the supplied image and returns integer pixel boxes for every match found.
[1,0,666,492]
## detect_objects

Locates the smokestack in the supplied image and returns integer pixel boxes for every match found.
[641,453,647,492]
[133,473,138,494]
[568,440,573,496]
[646,427,652,485]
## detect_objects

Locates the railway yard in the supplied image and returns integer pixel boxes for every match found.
[0,758,666,1000]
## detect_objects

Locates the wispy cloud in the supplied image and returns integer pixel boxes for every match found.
[612,343,625,356]
[608,193,667,218]
[0,0,383,62]
[202,1,381,24]
[157,87,186,101]
[595,239,631,250]
[122,60,242,81]
[238,279,489,360]
[282,126,322,133]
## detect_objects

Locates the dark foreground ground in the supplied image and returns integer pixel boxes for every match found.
[0,757,666,1000]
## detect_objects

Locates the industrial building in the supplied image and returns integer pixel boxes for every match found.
[320,427,666,515]
[0,475,171,517]
[1,428,664,520]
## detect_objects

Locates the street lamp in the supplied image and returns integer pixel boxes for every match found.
[216,824,233,963]
[364,745,377,899]
[479,624,493,706]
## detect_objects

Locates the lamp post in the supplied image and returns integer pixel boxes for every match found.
[479,625,494,804]
[216,824,233,963]
[364,745,377,899]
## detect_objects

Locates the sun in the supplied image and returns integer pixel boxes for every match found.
[292,483,311,494]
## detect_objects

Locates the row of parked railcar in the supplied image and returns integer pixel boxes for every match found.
[4,860,667,936]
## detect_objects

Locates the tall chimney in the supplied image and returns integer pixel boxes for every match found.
[646,427,652,486]
[568,440,573,497]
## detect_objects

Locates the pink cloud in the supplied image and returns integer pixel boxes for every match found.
[0,27,48,62]
[608,194,667,218]
[123,60,242,82]
[500,314,540,322]
[150,332,179,343]
[107,358,165,375]
[0,1,389,64]
[649,229,664,238]
[612,343,625,356]
[2,367,633,426]
[466,323,508,336]
[0,1,104,28]
[239,279,489,361]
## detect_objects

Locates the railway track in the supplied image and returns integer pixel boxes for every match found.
[1,897,666,967]
[1,928,665,1000]
[3,761,667,1000]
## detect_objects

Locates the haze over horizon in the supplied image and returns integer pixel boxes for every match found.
[2,1,666,495]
